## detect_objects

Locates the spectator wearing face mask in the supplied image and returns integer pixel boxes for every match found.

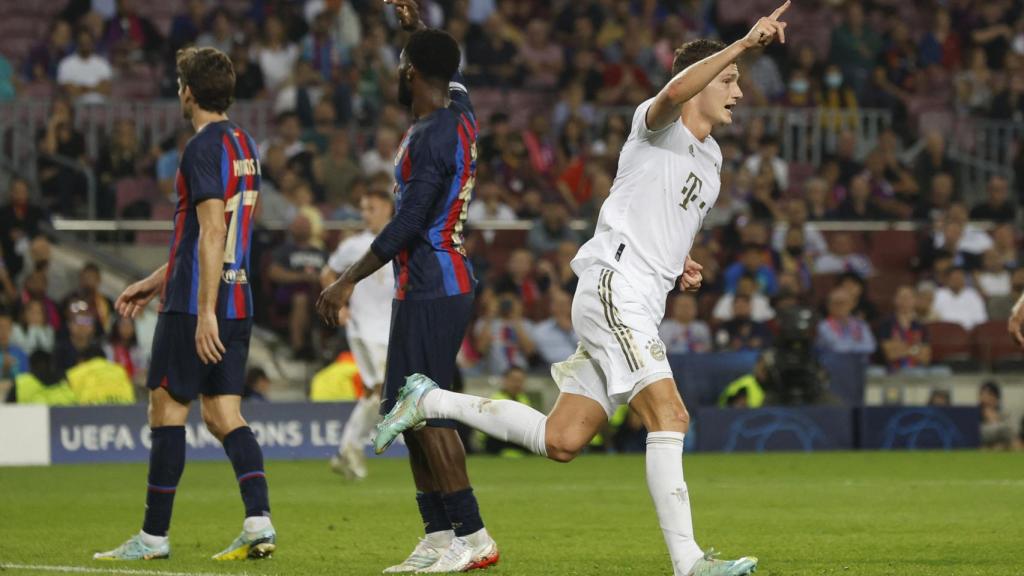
[783,68,817,108]
[818,64,858,130]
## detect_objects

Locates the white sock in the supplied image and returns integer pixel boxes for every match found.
[425,529,454,548]
[420,389,547,456]
[463,526,491,546]
[339,395,380,454]
[243,516,272,534]
[646,432,703,576]
[139,530,167,547]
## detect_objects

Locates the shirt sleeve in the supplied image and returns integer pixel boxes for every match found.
[96,59,113,82]
[327,238,359,273]
[632,97,675,142]
[449,69,472,113]
[187,142,225,204]
[370,129,453,261]
[859,321,877,353]
[56,59,69,84]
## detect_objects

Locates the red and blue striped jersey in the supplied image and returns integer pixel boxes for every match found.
[370,75,478,300]
[160,120,260,319]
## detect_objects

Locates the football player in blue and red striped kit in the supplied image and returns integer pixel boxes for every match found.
[95,47,275,562]
[316,1,498,572]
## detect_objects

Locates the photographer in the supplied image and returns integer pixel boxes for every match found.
[472,288,536,376]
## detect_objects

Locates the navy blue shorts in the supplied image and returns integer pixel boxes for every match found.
[381,293,474,428]
[146,312,253,402]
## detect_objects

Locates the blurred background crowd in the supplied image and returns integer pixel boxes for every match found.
[1,0,1024,449]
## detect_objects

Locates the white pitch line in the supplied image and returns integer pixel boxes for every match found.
[0,563,265,576]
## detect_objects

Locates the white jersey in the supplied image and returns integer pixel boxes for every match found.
[327,231,394,345]
[572,97,722,320]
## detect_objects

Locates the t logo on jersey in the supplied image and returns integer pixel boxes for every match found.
[679,172,706,211]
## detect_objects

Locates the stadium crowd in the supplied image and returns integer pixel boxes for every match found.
[1,0,1024,445]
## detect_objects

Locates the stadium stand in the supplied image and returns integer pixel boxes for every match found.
[0,0,1022,448]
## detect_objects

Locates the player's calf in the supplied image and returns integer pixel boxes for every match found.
[630,378,690,433]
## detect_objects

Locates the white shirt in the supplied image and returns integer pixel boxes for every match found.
[772,222,829,258]
[742,153,789,191]
[711,293,776,323]
[468,201,516,243]
[573,98,722,320]
[327,231,394,345]
[258,44,299,90]
[659,319,712,354]
[933,226,994,255]
[976,271,1012,298]
[531,318,579,365]
[361,150,396,182]
[932,286,988,330]
[56,53,112,103]
[814,253,874,277]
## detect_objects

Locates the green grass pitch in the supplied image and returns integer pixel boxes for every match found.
[1,451,1022,575]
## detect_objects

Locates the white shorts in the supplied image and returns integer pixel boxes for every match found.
[349,338,388,391]
[551,266,673,418]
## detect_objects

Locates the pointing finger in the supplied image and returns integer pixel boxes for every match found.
[770,0,791,21]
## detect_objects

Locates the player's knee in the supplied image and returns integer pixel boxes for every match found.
[202,412,225,440]
[202,412,244,441]
[546,433,584,463]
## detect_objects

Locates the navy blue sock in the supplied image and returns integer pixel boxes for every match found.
[441,488,484,537]
[142,426,186,537]
[222,426,271,518]
[416,491,453,534]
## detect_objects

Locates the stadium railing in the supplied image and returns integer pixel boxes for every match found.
[0,100,275,179]
[946,118,1019,200]
[49,218,945,235]
[37,152,99,219]
[3,101,894,174]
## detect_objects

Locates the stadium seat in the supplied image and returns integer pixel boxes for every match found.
[115,177,159,216]
[135,200,176,245]
[973,320,1024,372]
[821,230,868,255]
[467,88,505,121]
[866,270,914,318]
[17,80,55,100]
[491,230,528,251]
[926,322,977,371]
[868,230,919,271]
[810,273,841,309]
[0,36,36,63]
[786,162,815,196]
[986,296,1014,321]
[112,65,160,100]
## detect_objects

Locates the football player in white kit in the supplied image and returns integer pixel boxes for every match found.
[376,3,790,575]
[322,188,395,479]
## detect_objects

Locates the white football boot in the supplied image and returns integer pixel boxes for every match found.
[417,528,499,573]
[383,531,453,573]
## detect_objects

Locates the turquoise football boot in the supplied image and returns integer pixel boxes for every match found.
[688,549,758,575]
[93,533,170,561]
[374,374,437,454]
[211,526,277,560]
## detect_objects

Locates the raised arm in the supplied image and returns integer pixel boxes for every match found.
[645,1,790,132]
[386,0,426,32]
[387,0,471,108]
